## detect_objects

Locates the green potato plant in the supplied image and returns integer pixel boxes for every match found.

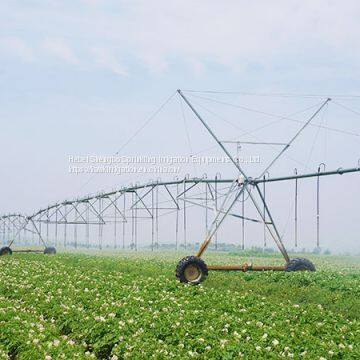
[0,253,359,359]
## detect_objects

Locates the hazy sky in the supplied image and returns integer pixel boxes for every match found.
[1,1,360,252]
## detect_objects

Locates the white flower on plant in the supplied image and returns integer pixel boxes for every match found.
[53,339,60,347]
[220,339,228,346]
[272,339,279,346]
[95,316,106,322]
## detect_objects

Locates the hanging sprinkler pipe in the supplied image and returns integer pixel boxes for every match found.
[317,163,326,248]
[294,168,298,248]
[214,172,221,250]
[263,171,270,249]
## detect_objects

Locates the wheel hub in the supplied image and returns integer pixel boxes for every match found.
[184,264,201,282]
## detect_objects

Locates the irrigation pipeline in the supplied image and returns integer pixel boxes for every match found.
[254,166,360,183]
[1,166,359,250]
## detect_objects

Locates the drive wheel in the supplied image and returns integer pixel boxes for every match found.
[0,246,12,256]
[176,256,208,284]
[285,258,316,272]
[44,247,56,255]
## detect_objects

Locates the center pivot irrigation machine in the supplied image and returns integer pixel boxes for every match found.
[1,89,359,284]
[0,214,56,256]
[174,91,359,284]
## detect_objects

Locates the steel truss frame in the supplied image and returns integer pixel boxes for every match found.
[176,90,359,274]
[0,90,359,271]
[1,168,359,256]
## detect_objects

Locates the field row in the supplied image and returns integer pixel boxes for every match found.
[0,253,359,359]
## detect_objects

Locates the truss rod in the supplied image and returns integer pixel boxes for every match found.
[259,98,331,178]
[245,186,289,262]
[178,89,248,179]
[197,182,245,257]
[179,198,267,223]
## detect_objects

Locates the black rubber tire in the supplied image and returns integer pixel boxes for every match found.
[176,256,208,284]
[0,246,12,256]
[44,247,56,255]
[285,258,316,272]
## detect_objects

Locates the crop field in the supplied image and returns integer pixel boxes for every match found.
[0,252,359,359]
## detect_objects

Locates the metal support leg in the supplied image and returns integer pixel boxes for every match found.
[8,219,29,247]
[30,219,47,247]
